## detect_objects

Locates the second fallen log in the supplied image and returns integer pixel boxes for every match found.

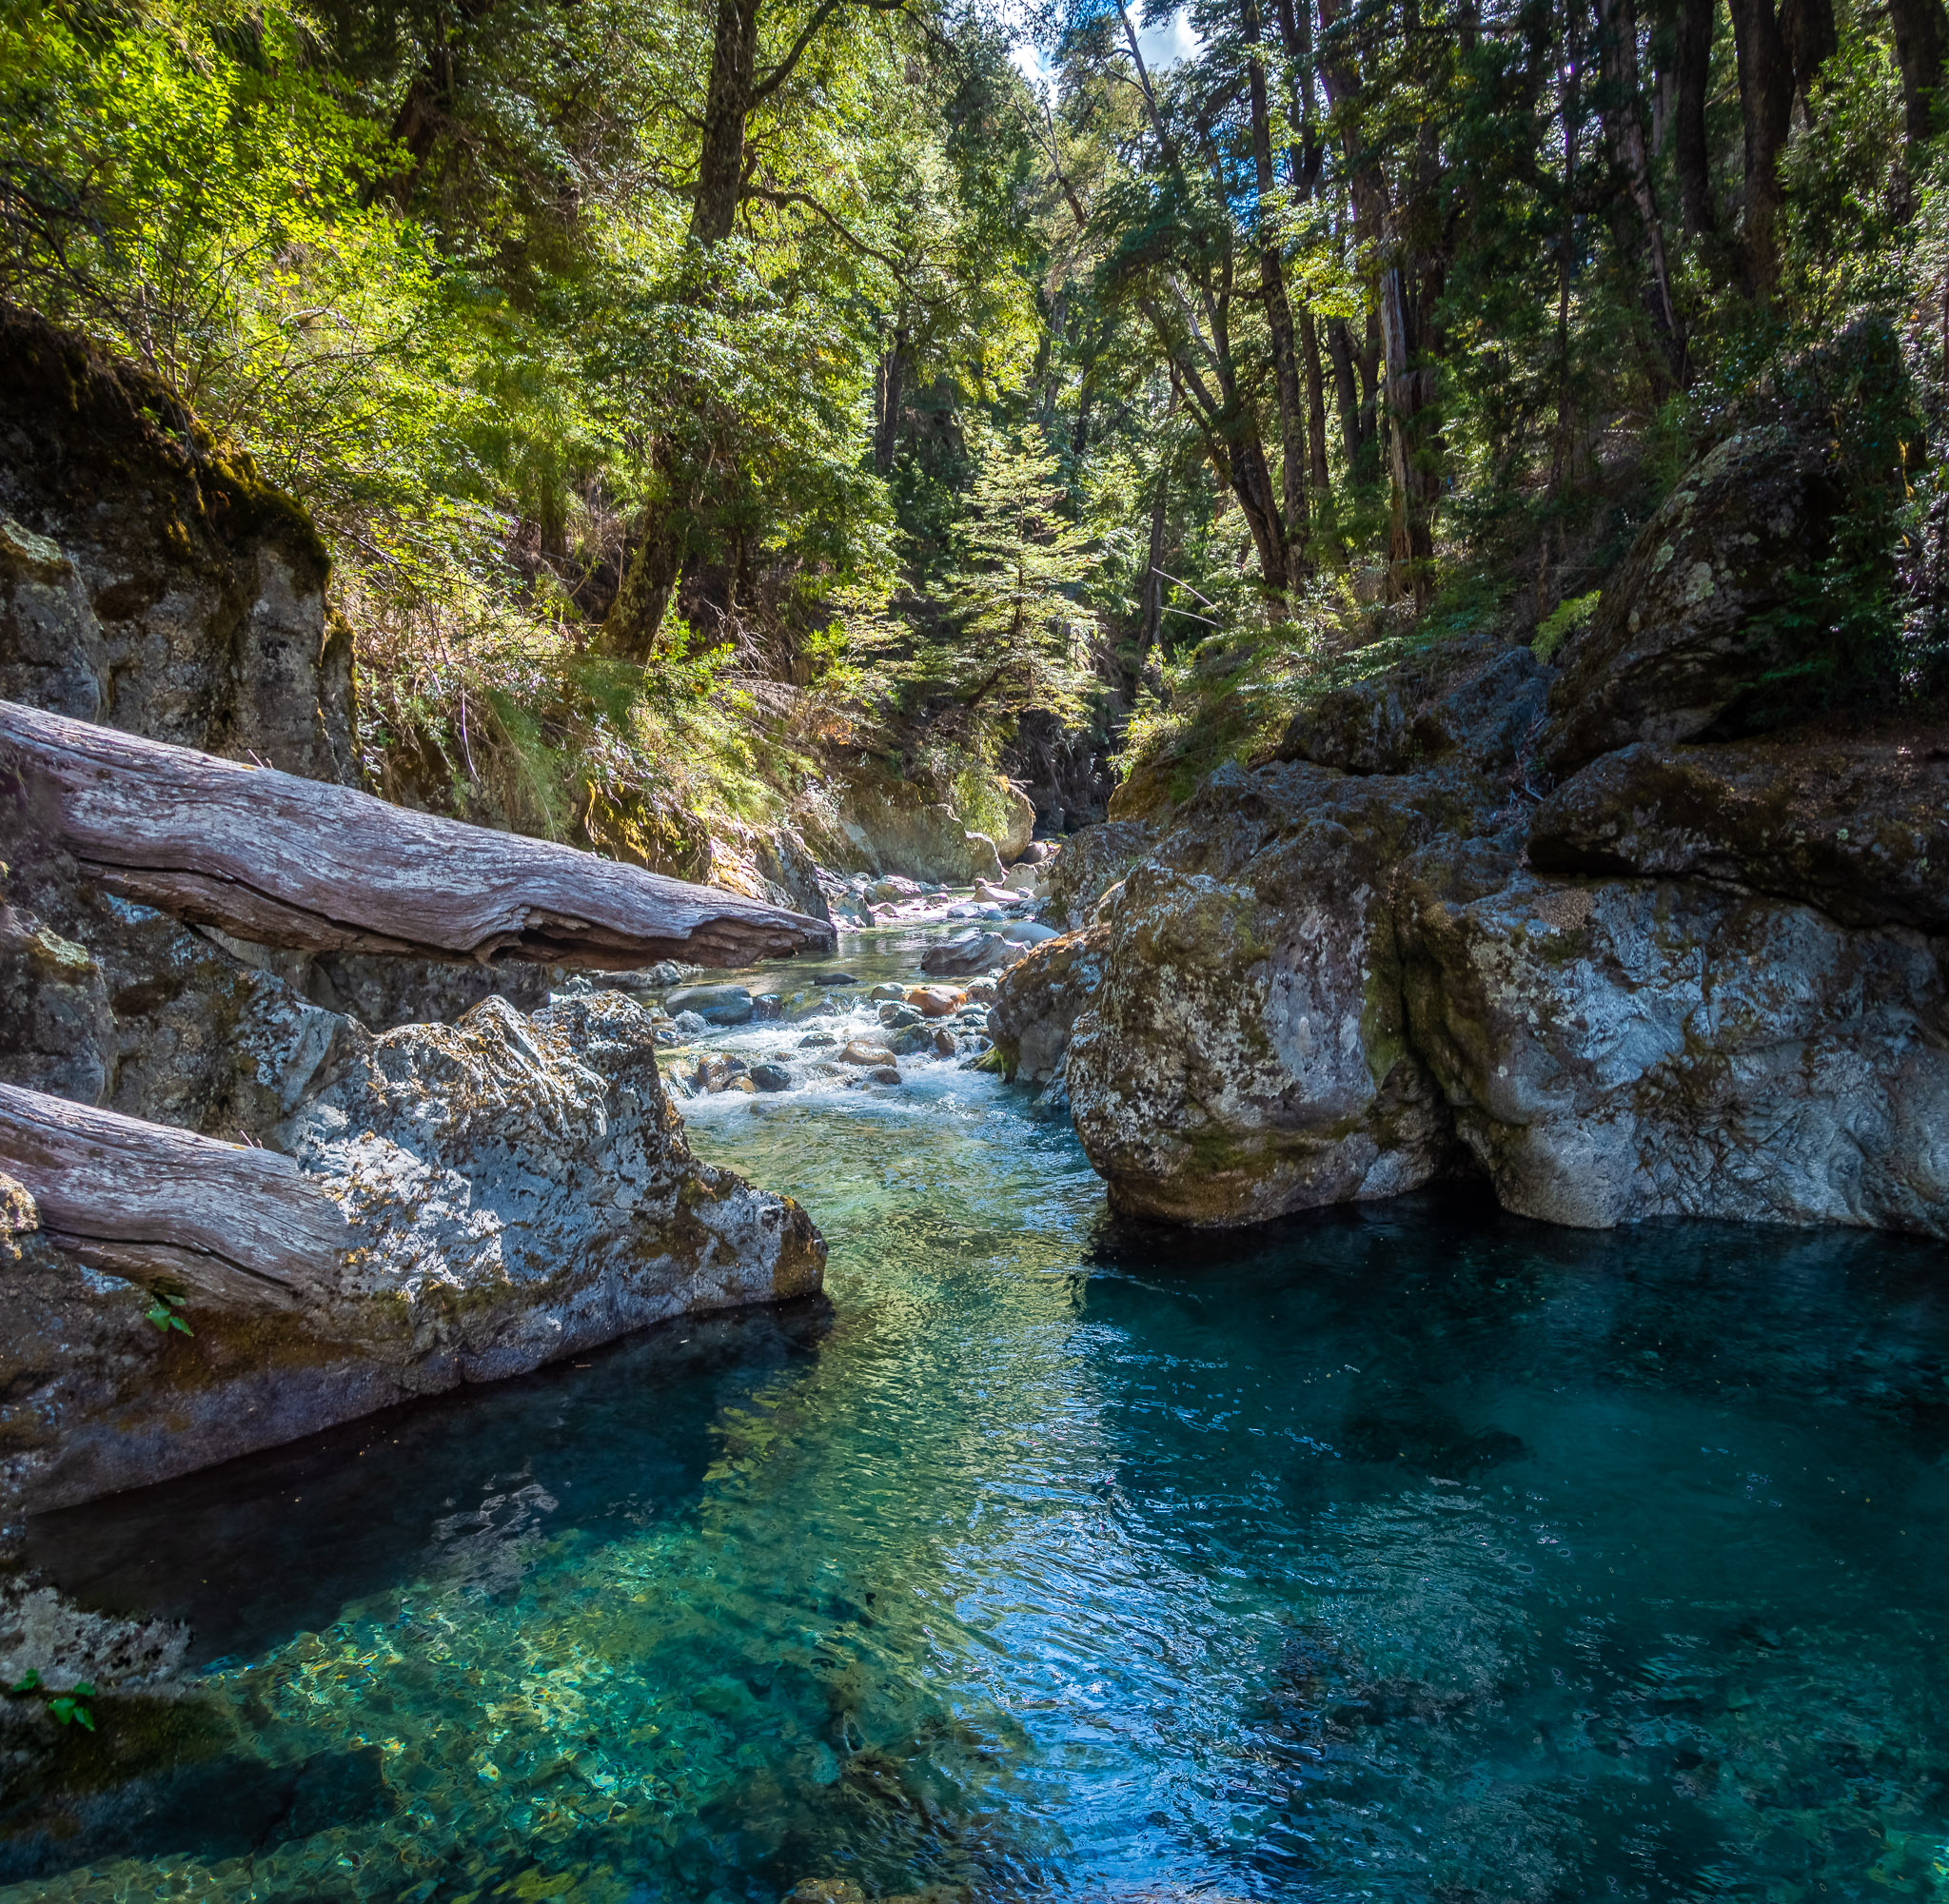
[0,1081,346,1308]
[2,700,834,970]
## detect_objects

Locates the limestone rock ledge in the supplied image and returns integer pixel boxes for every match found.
[1034,355,1949,1241]
[1,988,824,1517]
[1036,674,1949,1237]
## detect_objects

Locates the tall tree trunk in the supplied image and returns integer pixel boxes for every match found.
[1673,0,1719,233]
[1359,312,1382,451]
[1779,0,1838,103]
[1270,0,1331,498]
[875,332,909,473]
[1591,0,1687,384]
[1377,262,1438,599]
[1299,309,1332,489]
[604,507,685,665]
[1325,317,1365,466]
[1244,0,1309,577]
[692,0,760,245]
[1726,0,1796,295]
[1888,0,1949,141]
[1230,437,1291,590]
[1138,462,1170,664]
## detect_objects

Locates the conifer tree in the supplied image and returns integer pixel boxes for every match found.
[935,426,1099,737]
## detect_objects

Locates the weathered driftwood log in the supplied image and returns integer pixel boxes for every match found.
[0,1082,346,1309]
[2,700,834,970]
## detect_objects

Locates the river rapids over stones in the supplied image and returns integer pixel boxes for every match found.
[4,916,1948,1904]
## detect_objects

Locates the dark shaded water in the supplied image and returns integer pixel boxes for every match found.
[8,932,1949,1901]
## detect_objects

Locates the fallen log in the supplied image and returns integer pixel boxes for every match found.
[0,1082,345,1309]
[1,700,834,970]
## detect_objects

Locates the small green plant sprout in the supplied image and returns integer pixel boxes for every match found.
[1533,591,1602,663]
[144,1289,192,1335]
[49,1685,97,1730]
[6,1671,96,1728]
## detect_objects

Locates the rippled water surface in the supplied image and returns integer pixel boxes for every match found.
[10,926,1949,1902]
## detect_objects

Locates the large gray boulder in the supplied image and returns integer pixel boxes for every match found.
[1041,819,1160,930]
[987,923,1110,1084]
[1057,622,1949,1239]
[1398,869,1949,1233]
[2,989,824,1514]
[1065,763,1461,1225]
[1537,422,1832,774]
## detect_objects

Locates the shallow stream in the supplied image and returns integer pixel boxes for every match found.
[8,924,1949,1901]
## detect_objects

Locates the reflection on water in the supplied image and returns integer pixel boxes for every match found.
[8,928,1949,1901]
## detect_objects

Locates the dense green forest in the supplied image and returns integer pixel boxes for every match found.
[3,0,1945,844]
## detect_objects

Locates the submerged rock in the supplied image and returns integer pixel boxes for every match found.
[664,983,755,1025]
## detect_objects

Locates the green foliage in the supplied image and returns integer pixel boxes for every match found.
[1533,592,1601,661]
[143,1291,193,1337]
[7,1671,98,1730]
[4,0,1946,842]
[1732,320,1926,718]
[926,424,1098,738]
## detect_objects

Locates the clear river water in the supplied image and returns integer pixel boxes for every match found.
[7,923,1949,1903]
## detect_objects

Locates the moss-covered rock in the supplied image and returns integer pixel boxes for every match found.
[1540,324,1920,774]
[1065,761,1465,1226]
[986,923,1110,1084]
[1528,733,1949,932]
[0,303,346,785]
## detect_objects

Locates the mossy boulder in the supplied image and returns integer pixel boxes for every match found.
[0,302,347,785]
[1528,733,1949,932]
[1041,819,1160,931]
[1065,761,1463,1225]
[1540,324,1919,775]
[986,923,1110,1085]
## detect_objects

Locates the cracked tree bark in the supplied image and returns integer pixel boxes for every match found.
[2,701,835,971]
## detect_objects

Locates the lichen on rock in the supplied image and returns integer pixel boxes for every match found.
[3,986,824,1515]
[1065,761,1463,1225]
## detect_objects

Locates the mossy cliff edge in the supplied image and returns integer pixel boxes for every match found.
[0,308,824,1529]
[991,372,1949,1236]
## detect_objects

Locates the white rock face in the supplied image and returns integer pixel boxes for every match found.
[3,990,825,1513]
[1399,871,1949,1233]
[285,992,824,1374]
